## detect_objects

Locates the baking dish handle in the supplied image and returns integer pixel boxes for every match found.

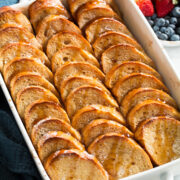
[160,171,174,180]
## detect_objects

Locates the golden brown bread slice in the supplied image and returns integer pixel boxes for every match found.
[93,31,144,59]
[66,85,119,118]
[37,131,84,163]
[54,62,105,91]
[88,133,153,179]
[0,24,41,50]
[46,31,93,59]
[105,61,160,89]
[102,44,155,74]
[112,73,169,104]
[31,118,81,148]
[72,105,125,132]
[16,86,60,119]
[24,100,69,135]
[135,116,180,165]
[85,17,132,44]
[10,72,59,102]
[45,149,109,180]
[121,88,177,117]
[0,6,33,32]
[36,15,81,49]
[0,42,50,71]
[29,0,70,31]
[51,46,99,73]
[3,58,53,86]
[82,119,133,147]
[127,100,180,132]
[60,76,110,102]
[76,0,121,29]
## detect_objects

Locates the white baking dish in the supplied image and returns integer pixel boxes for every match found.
[0,0,178,179]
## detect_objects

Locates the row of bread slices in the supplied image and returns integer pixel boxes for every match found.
[67,0,180,170]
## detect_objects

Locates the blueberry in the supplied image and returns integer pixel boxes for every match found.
[165,19,170,26]
[172,7,180,18]
[146,16,152,20]
[176,27,180,35]
[153,25,160,32]
[156,18,166,26]
[165,27,175,36]
[155,31,162,38]
[148,20,154,26]
[170,34,180,41]
[151,13,157,20]
[169,24,176,29]
[170,17,178,24]
[160,27,166,33]
[159,33,168,40]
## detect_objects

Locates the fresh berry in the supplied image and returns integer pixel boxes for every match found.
[156,31,162,38]
[153,25,160,31]
[176,27,180,34]
[160,27,167,33]
[169,24,176,29]
[170,17,178,24]
[159,33,169,40]
[170,34,180,40]
[155,0,174,17]
[165,27,175,36]
[146,16,152,20]
[165,19,170,26]
[148,19,154,26]
[172,6,180,17]
[136,0,154,16]
[151,13,157,20]
[155,18,166,26]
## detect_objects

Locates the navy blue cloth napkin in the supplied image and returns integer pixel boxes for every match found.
[0,0,41,179]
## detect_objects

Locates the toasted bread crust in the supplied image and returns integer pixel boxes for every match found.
[135,116,180,165]
[29,0,70,31]
[88,133,153,179]
[121,88,177,117]
[127,100,180,131]
[85,17,132,43]
[60,76,110,102]
[45,149,109,180]
[102,44,155,73]
[16,86,60,119]
[3,58,53,86]
[46,31,93,59]
[72,104,125,132]
[31,118,81,148]
[24,100,69,135]
[82,119,133,146]
[10,72,59,102]
[51,46,99,73]
[36,15,81,49]
[112,73,168,104]
[0,6,33,32]
[0,42,50,71]
[93,31,144,59]
[66,85,119,118]
[37,131,84,163]
[54,62,105,91]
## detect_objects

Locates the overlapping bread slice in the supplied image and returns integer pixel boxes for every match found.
[51,46,99,73]
[66,85,118,118]
[72,104,125,132]
[45,149,109,180]
[127,100,180,132]
[88,133,153,179]
[0,6,33,32]
[102,44,155,74]
[54,62,105,91]
[29,0,70,31]
[60,76,110,102]
[105,61,161,89]
[135,116,180,165]
[112,73,168,104]
[76,0,121,29]
[82,119,133,147]
[10,72,59,102]
[121,88,177,117]
[31,118,81,148]
[16,86,60,119]
[36,15,81,49]
[46,31,93,59]
[37,131,84,163]
[0,24,41,50]
[93,31,144,59]
[24,100,69,135]
[0,42,50,71]
[85,17,132,44]
[3,57,53,86]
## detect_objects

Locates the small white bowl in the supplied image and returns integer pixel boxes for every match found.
[160,40,180,47]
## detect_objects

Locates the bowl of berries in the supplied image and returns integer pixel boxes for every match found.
[136,0,180,48]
